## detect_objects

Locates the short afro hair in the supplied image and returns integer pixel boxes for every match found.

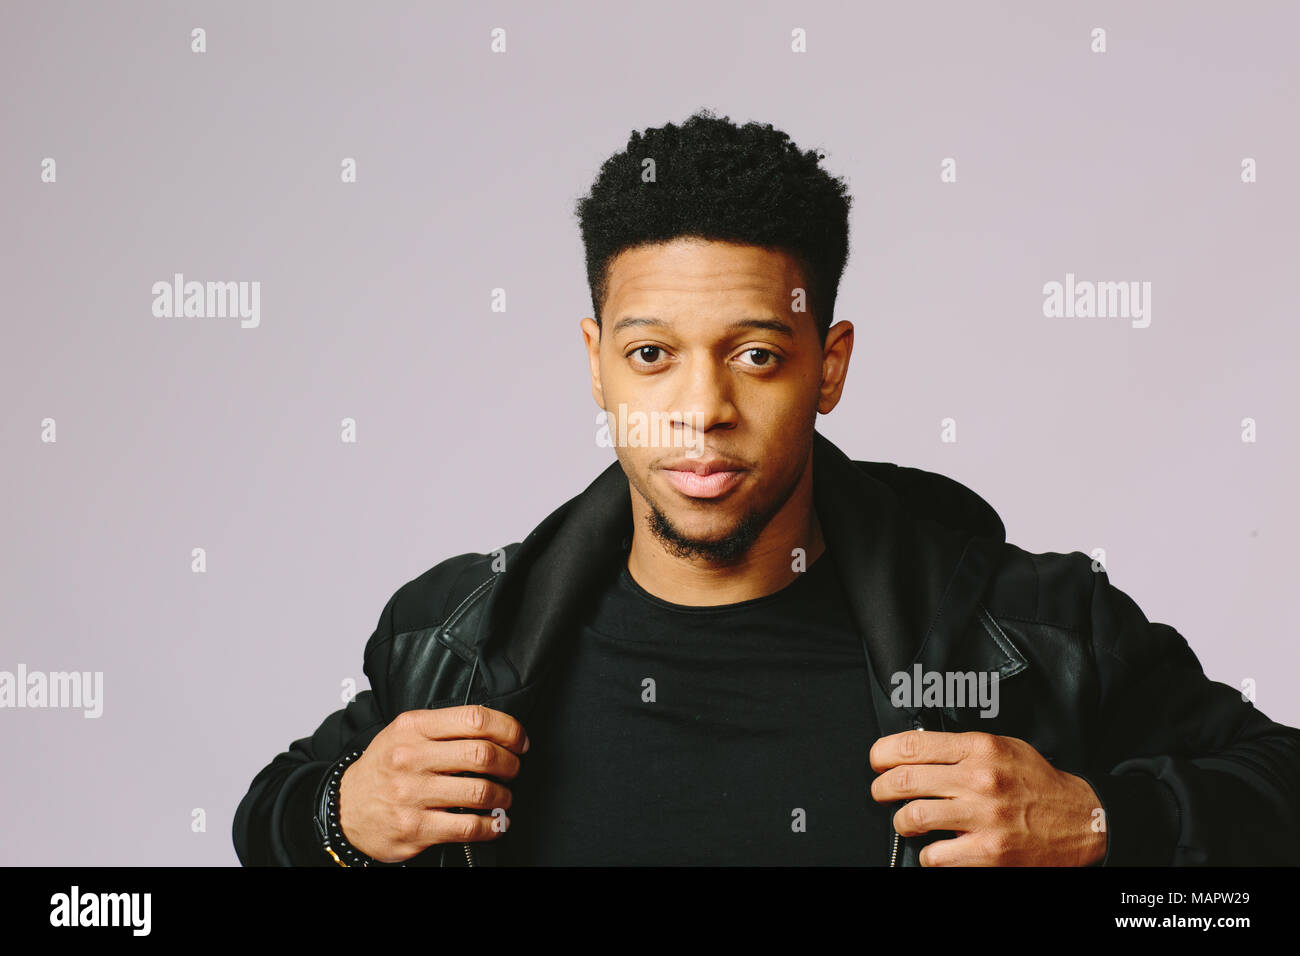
[574,108,853,344]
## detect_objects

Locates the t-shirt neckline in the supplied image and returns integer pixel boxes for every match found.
[617,552,828,615]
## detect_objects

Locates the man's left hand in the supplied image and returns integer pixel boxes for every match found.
[869,729,1108,866]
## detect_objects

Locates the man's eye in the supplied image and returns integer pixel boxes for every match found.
[740,348,778,367]
[630,346,664,365]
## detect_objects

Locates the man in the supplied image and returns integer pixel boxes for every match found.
[232,109,1300,866]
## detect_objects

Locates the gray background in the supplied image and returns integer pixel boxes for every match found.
[2,0,1296,865]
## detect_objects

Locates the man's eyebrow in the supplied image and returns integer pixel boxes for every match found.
[609,316,796,338]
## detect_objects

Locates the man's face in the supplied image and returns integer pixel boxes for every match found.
[581,237,853,564]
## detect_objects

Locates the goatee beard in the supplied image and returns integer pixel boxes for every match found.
[644,501,767,564]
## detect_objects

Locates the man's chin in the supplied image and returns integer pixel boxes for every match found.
[651,506,740,542]
[645,503,766,563]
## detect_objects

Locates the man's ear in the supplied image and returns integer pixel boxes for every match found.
[580,317,604,409]
[818,320,854,414]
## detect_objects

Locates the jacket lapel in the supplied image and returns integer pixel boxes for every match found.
[809,432,1014,737]
[474,456,631,711]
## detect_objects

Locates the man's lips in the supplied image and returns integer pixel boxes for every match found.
[660,459,746,499]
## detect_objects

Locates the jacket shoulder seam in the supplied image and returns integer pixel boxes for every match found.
[441,571,499,634]
[365,553,504,656]
[432,571,502,661]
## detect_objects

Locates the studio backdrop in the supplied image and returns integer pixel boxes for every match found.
[2,0,1297,865]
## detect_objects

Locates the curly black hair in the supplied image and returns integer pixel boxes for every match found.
[574,108,852,344]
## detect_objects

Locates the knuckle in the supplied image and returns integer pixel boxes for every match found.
[393,807,421,840]
[973,767,1000,794]
[986,765,1007,792]
[903,800,925,830]
[894,766,914,794]
[464,739,493,769]
[468,778,492,807]
[450,812,481,843]
[394,710,419,734]
[462,705,488,732]
[388,743,411,770]
[384,747,405,773]
[901,731,922,758]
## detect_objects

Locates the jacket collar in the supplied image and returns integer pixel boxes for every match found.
[476,430,1019,708]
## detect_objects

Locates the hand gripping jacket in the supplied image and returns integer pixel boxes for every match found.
[233,430,1300,866]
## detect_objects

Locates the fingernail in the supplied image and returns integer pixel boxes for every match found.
[523,735,531,753]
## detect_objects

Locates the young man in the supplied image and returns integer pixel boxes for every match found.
[232,109,1300,867]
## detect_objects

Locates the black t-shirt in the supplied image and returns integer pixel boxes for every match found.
[499,550,892,865]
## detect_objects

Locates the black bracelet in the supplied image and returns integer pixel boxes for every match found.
[314,749,375,867]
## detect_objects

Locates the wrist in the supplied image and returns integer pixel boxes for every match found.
[313,749,375,867]
[1062,771,1109,866]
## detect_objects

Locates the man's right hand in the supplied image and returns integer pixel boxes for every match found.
[337,705,529,863]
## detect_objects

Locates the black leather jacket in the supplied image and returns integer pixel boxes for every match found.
[232,431,1300,866]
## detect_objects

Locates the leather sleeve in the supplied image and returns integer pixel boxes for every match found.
[230,596,396,866]
[1076,559,1300,865]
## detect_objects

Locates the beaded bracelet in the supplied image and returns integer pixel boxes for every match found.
[315,749,375,867]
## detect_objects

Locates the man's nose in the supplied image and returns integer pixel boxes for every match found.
[668,357,738,437]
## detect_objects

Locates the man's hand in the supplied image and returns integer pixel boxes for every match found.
[869,729,1107,866]
[338,705,529,863]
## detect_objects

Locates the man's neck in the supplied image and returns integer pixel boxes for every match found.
[624,470,826,608]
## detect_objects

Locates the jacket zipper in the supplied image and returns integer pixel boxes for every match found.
[457,656,482,867]
[888,714,926,867]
